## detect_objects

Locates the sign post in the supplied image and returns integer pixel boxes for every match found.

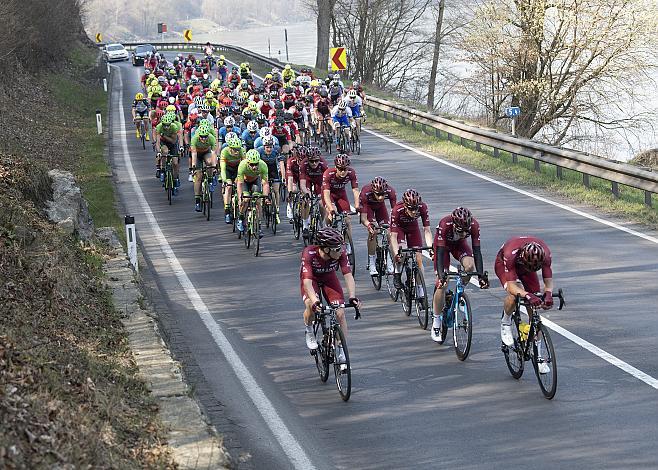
[329,47,347,72]
[505,106,521,136]
[125,215,138,271]
[96,109,102,134]
[284,29,289,62]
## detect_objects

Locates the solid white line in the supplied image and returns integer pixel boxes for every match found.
[368,128,658,391]
[112,66,316,470]
[364,128,658,245]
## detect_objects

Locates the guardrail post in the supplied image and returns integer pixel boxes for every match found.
[512,153,518,163]
[556,166,563,180]
[493,147,499,158]
[460,137,465,146]
[611,181,620,198]
[645,191,652,207]
[475,142,481,152]
[411,119,415,130]
[447,133,452,142]
[534,159,541,173]
[583,173,590,188]
[435,128,440,139]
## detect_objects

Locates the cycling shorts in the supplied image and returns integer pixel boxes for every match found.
[301,274,344,305]
[440,240,473,269]
[223,164,239,181]
[326,191,351,214]
[241,178,262,195]
[363,204,389,224]
[194,150,213,169]
[391,224,422,249]
[332,115,350,127]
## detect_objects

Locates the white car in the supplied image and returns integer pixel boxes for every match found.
[104,43,129,62]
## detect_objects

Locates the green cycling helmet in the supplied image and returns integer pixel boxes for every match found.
[227,136,242,149]
[246,149,260,164]
[161,113,175,125]
[197,122,211,136]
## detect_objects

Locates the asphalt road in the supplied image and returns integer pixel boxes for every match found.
[108,60,658,469]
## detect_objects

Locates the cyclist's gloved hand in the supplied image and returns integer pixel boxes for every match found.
[265,198,272,205]
[312,300,322,312]
[479,276,489,289]
[367,223,376,235]
[524,293,542,307]
[435,277,447,289]
[542,291,554,309]
[179,146,185,154]
[348,297,360,307]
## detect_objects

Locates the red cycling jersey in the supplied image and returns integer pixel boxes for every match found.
[433,215,482,274]
[359,183,397,224]
[300,245,351,304]
[390,201,430,248]
[322,167,358,213]
[286,157,301,184]
[494,236,552,294]
[299,157,328,194]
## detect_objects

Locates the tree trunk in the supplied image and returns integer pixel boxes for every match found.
[315,0,336,70]
[426,0,445,110]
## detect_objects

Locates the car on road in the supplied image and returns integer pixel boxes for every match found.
[131,44,157,66]
[103,43,129,62]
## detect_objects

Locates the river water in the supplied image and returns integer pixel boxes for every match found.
[200,20,656,161]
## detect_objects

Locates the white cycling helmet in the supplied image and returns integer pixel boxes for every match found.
[246,120,259,132]
[259,127,272,138]
[224,116,236,127]
[347,89,357,99]
[225,131,238,141]
[338,100,347,110]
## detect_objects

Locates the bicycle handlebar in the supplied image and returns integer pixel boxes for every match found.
[318,299,361,320]
[399,246,433,254]
[441,269,488,282]
[516,288,565,311]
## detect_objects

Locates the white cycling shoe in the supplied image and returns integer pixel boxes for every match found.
[368,256,378,275]
[538,361,550,375]
[336,347,347,370]
[286,205,293,220]
[305,331,318,350]
[500,322,514,347]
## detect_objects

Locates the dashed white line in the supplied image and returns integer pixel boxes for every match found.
[112,66,316,470]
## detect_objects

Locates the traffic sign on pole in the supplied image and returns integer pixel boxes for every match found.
[505,106,521,118]
[183,29,192,42]
[330,47,347,71]
[95,33,102,43]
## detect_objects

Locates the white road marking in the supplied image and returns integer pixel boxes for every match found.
[112,66,316,470]
[369,129,658,390]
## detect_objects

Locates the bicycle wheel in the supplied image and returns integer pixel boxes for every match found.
[253,211,261,257]
[370,247,382,291]
[244,210,252,249]
[166,171,173,205]
[414,268,429,330]
[400,264,412,316]
[355,132,361,155]
[532,324,557,399]
[453,292,473,361]
[332,325,351,402]
[345,230,356,275]
[384,249,399,301]
[503,318,524,379]
[140,122,146,149]
[313,325,329,382]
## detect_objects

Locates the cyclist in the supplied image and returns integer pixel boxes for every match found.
[431,207,488,342]
[236,149,270,237]
[216,55,228,83]
[257,135,285,223]
[241,120,260,150]
[154,113,183,195]
[282,64,296,84]
[345,89,363,136]
[254,127,280,151]
[299,147,328,238]
[190,121,218,212]
[131,92,151,140]
[183,109,201,181]
[390,189,433,290]
[496,237,554,368]
[220,136,246,223]
[300,227,360,354]
[314,89,332,139]
[359,177,396,276]
[218,116,241,145]
[285,145,304,218]
[322,154,360,248]
[331,100,353,151]
[271,117,294,155]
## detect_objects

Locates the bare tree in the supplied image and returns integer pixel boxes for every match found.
[314,0,336,69]
[426,0,446,109]
[460,0,658,146]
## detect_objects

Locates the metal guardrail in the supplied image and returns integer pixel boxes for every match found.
[110,41,656,206]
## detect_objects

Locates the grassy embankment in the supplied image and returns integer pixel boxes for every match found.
[223,50,658,229]
[0,43,174,467]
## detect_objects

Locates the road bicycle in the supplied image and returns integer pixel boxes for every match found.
[305,192,323,246]
[197,163,214,221]
[502,289,566,399]
[350,119,361,155]
[263,192,279,235]
[434,268,488,361]
[311,297,361,401]
[318,118,332,154]
[162,152,175,205]
[135,116,149,149]
[368,223,394,292]
[336,124,350,153]
[397,246,433,329]
[289,191,303,240]
[242,193,267,256]
[330,211,357,275]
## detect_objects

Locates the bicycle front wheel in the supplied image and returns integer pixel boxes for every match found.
[414,268,429,330]
[532,324,557,399]
[370,247,382,291]
[400,265,412,316]
[332,325,351,401]
[253,213,261,257]
[453,293,473,361]
[503,319,524,379]
[314,327,329,382]
[345,230,356,275]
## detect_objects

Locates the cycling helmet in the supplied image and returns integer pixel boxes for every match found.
[191,75,199,82]
[259,127,272,138]
[168,96,176,104]
[193,96,204,107]
[199,103,211,112]
[166,104,176,112]
[157,76,166,83]
[255,113,267,125]
[155,109,165,118]
[338,100,348,110]
[186,60,192,66]
[169,78,176,86]
[451,207,472,231]
[347,89,357,99]
[295,101,304,109]
[160,113,175,125]
[333,73,341,80]
[246,120,259,132]
[219,54,225,60]
[224,116,235,127]
[284,64,292,70]
[197,121,211,136]
[315,227,344,249]
[236,96,246,106]
[205,91,214,99]
[248,101,258,112]
[319,89,328,98]
[246,149,261,164]
[284,86,293,94]
[334,154,350,169]
[227,136,243,149]
[402,189,421,208]
[310,146,321,157]
[242,109,253,120]
[263,136,275,147]
[157,100,167,109]
[265,73,273,80]
[284,112,293,123]
[225,131,238,141]
[519,242,545,272]
[371,177,388,194]
[203,73,209,80]
[274,101,284,110]
[135,92,144,100]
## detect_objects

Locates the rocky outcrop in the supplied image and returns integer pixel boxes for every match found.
[45,169,94,240]
[631,148,658,170]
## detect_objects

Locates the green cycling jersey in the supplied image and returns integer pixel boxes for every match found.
[237,159,269,183]
[155,121,182,138]
[220,146,246,180]
[190,132,217,153]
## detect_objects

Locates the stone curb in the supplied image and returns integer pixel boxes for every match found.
[100,229,232,469]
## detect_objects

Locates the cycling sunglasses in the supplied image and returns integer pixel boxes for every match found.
[404,204,420,213]
[335,166,348,172]
[324,246,342,254]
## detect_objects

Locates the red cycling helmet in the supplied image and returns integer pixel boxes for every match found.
[519,242,545,272]
[451,207,472,231]
[315,227,344,248]
[334,154,350,169]
[402,189,421,208]
[371,176,388,194]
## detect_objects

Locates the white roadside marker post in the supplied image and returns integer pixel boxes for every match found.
[125,215,138,271]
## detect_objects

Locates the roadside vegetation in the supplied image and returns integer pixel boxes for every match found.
[0,2,175,465]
